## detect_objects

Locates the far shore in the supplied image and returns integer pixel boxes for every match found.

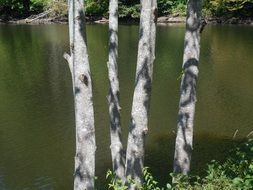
[1,14,253,25]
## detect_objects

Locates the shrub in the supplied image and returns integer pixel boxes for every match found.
[106,138,253,190]
[205,0,253,17]
[85,0,108,17]
[118,2,140,19]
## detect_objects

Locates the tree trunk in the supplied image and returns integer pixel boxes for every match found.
[107,0,125,181]
[64,0,96,189]
[173,0,202,175]
[125,0,157,188]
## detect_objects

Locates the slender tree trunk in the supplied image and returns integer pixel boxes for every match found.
[125,0,157,187]
[173,0,202,175]
[107,0,125,181]
[64,0,96,189]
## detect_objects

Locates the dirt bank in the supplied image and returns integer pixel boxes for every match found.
[1,14,253,25]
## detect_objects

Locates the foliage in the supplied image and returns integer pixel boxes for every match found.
[107,139,253,190]
[106,170,128,190]
[0,0,45,17]
[0,0,196,19]
[157,0,173,15]
[1,0,253,19]
[141,167,163,190]
[85,0,108,16]
[30,0,47,13]
[158,0,186,16]
[106,167,167,190]
[0,0,25,17]
[177,138,253,190]
[118,2,140,18]
[171,2,187,16]
[44,0,67,17]
[113,0,186,18]
[204,0,253,17]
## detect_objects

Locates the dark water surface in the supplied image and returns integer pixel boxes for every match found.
[0,24,253,189]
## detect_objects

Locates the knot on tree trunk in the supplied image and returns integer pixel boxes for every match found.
[79,74,89,86]
[143,128,148,135]
[199,18,207,34]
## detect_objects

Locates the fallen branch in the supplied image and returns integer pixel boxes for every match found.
[25,11,51,23]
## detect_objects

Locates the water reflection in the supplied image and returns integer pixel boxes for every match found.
[0,24,252,189]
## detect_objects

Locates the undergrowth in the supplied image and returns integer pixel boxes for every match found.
[106,138,253,190]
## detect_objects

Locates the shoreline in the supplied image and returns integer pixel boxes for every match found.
[158,15,253,25]
[1,15,253,25]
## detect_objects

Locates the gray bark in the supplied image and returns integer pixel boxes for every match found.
[64,0,96,189]
[173,0,202,175]
[107,0,125,181]
[125,0,157,187]
[63,0,74,79]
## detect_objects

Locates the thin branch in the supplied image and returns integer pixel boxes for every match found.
[25,10,52,23]
[63,52,73,75]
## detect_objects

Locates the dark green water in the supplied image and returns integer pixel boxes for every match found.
[0,24,253,189]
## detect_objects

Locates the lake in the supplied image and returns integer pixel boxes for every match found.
[0,24,253,189]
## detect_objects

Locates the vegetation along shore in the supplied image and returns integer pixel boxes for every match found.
[1,0,253,24]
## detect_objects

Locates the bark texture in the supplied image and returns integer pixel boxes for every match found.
[107,0,125,181]
[173,0,202,175]
[125,0,157,188]
[64,0,96,189]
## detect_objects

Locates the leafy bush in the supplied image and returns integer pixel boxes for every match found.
[157,0,173,15]
[30,0,47,13]
[106,167,166,190]
[171,2,186,16]
[106,170,128,190]
[204,0,253,17]
[118,2,140,19]
[157,0,186,16]
[85,0,108,16]
[45,0,68,17]
[106,139,253,190]
[0,0,27,17]
[1,0,253,20]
